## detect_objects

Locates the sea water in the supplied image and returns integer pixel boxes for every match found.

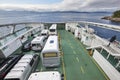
[0,10,120,41]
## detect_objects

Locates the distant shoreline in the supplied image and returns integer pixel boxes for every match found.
[102,16,120,22]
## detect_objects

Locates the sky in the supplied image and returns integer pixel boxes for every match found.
[0,0,62,4]
[0,0,120,12]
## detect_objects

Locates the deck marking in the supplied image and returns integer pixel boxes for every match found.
[91,58,110,80]
[68,40,72,46]
[76,57,79,62]
[73,51,76,54]
[80,66,85,74]
[62,53,67,80]
[75,38,109,80]
[67,39,70,43]
[60,30,108,80]
[70,45,73,49]
[69,43,71,46]
[59,34,67,80]
[69,42,74,49]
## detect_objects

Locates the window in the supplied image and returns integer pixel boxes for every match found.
[5,78,20,80]
[32,44,36,47]
[50,29,55,32]
[50,40,54,43]
[32,44,41,47]
[29,59,34,66]
[37,44,41,47]
[2,46,8,51]
[41,33,46,36]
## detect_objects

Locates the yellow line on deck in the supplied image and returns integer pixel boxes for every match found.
[76,57,79,62]
[91,58,110,80]
[59,35,67,80]
[67,39,70,42]
[73,51,76,54]
[69,43,71,45]
[62,53,67,80]
[69,42,74,49]
[80,66,85,74]
[68,40,72,46]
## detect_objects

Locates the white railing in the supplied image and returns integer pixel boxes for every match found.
[0,24,44,58]
[93,49,120,80]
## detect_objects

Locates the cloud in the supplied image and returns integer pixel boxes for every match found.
[82,0,120,11]
[0,0,120,12]
[58,0,120,11]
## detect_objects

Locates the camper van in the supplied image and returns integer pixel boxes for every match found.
[41,36,60,67]
[4,54,39,80]
[49,24,57,35]
[31,36,46,51]
[41,29,49,39]
[28,71,61,80]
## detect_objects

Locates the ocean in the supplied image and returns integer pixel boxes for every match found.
[0,10,120,41]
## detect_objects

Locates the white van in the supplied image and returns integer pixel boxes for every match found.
[4,63,30,80]
[4,54,39,80]
[28,71,61,80]
[41,29,49,39]
[31,36,46,51]
[49,24,57,35]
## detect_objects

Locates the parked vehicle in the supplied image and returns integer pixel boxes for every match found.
[49,24,57,35]
[0,54,23,80]
[21,41,31,51]
[31,36,46,51]
[4,54,39,80]
[41,29,49,39]
[41,36,60,67]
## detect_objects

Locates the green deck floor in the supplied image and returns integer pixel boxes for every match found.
[12,30,108,80]
[59,30,107,80]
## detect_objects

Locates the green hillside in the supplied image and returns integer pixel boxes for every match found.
[112,10,120,18]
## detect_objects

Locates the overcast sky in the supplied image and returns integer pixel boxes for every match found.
[0,0,120,12]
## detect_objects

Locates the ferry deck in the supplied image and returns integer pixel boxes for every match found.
[1,23,119,80]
